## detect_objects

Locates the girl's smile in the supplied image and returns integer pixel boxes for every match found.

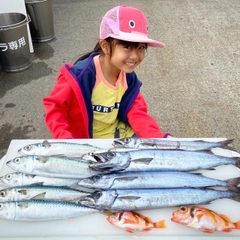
[99,40,147,84]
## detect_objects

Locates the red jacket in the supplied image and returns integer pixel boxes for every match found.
[43,53,169,139]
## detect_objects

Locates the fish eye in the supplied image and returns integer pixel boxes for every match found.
[106,152,115,158]
[180,206,187,212]
[24,145,32,151]
[93,191,102,200]
[88,151,95,156]
[14,158,21,164]
[124,138,131,143]
[93,175,101,181]
[112,212,118,217]
[5,174,12,180]
[0,191,6,197]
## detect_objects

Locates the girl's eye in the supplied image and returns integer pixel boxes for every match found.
[124,45,131,50]
[139,45,146,50]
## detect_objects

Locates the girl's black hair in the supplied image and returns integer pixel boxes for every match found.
[74,37,147,64]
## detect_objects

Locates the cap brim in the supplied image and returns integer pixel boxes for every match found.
[107,33,165,48]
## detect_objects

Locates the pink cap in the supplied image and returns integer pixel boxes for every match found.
[99,5,165,48]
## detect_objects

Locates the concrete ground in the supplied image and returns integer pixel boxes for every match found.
[0,0,240,157]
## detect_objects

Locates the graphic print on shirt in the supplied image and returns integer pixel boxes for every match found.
[92,102,120,113]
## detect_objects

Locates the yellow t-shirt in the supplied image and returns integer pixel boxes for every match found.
[92,56,134,138]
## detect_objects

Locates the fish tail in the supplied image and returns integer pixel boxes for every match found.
[226,177,240,193]
[234,220,240,229]
[220,139,235,151]
[153,220,166,229]
[235,158,240,169]
[232,193,240,203]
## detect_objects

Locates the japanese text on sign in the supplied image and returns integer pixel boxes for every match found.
[0,37,26,52]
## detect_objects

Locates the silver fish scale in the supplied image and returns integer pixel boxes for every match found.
[7,155,100,179]
[95,189,235,210]
[124,150,238,172]
[0,172,79,188]
[0,185,91,202]
[77,171,230,190]
[0,200,99,221]
[18,140,104,156]
[113,138,233,151]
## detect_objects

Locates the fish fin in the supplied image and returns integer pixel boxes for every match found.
[29,174,37,178]
[125,228,134,233]
[102,209,113,216]
[234,220,240,229]
[206,167,216,171]
[131,158,154,165]
[42,140,51,148]
[217,213,233,223]
[117,196,141,201]
[39,156,49,163]
[31,192,46,199]
[17,190,28,195]
[236,158,240,169]
[132,211,152,222]
[140,143,156,147]
[132,212,154,225]
[115,176,138,182]
[226,177,240,193]
[123,219,138,225]
[196,213,205,221]
[18,202,29,209]
[30,182,44,186]
[201,227,214,233]
[153,220,166,229]
[142,228,152,232]
[221,229,232,232]
[219,139,235,151]
[231,193,240,203]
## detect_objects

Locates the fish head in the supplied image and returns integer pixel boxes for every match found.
[107,211,125,225]
[6,156,35,173]
[0,202,15,220]
[171,206,194,225]
[17,143,42,155]
[78,174,105,188]
[0,173,17,186]
[79,190,117,210]
[113,138,138,148]
[0,188,13,201]
[17,140,52,155]
[89,152,131,172]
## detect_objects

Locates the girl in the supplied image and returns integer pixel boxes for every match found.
[43,5,172,139]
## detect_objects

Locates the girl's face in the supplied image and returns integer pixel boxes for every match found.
[108,40,147,73]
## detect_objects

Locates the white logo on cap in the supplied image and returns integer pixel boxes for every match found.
[129,20,135,28]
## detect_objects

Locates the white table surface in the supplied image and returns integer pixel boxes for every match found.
[0,138,240,239]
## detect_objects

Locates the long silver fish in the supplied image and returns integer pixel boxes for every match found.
[79,188,240,211]
[112,138,234,151]
[77,171,240,192]
[0,200,99,221]
[0,185,91,202]
[89,150,240,172]
[0,172,80,188]
[18,139,105,156]
[6,155,101,179]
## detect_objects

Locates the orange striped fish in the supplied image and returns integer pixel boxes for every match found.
[171,206,240,233]
[107,211,166,233]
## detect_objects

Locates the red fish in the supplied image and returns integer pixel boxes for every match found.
[107,211,166,233]
[171,206,240,233]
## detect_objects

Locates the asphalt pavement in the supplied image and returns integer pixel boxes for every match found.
[0,0,240,157]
